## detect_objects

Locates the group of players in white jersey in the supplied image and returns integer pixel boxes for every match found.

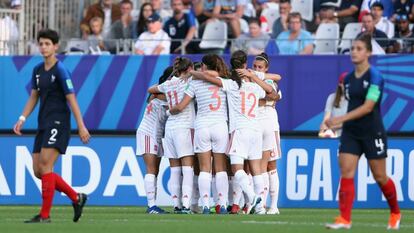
[136,50,282,215]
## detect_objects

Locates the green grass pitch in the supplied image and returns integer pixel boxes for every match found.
[1,206,413,233]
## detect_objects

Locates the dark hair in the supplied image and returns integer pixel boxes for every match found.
[230,50,247,88]
[355,33,372,52]
[230,50,247,69]
[201,54,230,78]
[120,0,133,6]
[333,85,343,108]
[254,52,269,68]
[193,62,202,71]
[173,57,193,76]
[137,3,153,37]
[159,66,173,84]
[248,17,261,26]
[280,0,291,3]
[37,29,59,44]
[287,12,302,23]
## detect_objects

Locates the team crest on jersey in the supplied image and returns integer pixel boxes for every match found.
[363,80,369,89]
[51,75,56,83]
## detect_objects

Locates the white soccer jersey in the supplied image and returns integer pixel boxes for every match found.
[185,79,228,130]
[158,76,195,130]
[221,78,266,132]
[137,98,168,140]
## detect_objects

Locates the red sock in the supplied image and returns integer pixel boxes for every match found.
[381,178,400,214]
[54,173,78,203]
[40,173,56,219]
[339,178,354,222]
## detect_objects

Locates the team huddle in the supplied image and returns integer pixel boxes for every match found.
[13,29,401,230]
[136,51,282,214]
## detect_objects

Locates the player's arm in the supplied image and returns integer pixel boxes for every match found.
[148,85,162,94]
[190,71,223,87]
[13,90,39,135]
[66,94,90,144]
[327,85,380,128]
[170,94,192,115]
[264,73,282,82]
[237,69,273,94]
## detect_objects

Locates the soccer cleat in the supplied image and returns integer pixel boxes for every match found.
[218,205,228,214]
[180,207,193,214]
[254,204,266,215]
[202,206,210,214]
[266,208,280,215]
[247,196,262,214]
[230,204,240,214]
[190,204,201,214]
[242,204,249,214]
[215,205,220,214]
[387,213,401,230]
[146,205,167,214]
[24,214,51,223]
[173,207,182,214]
[72,193,87,222]
[325,216,352,229]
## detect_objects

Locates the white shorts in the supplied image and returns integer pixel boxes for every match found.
[163,128,194,159]
[194,123,229,153]
[136,132,163,157]
[227,128,262,164]
[269,131,281,161]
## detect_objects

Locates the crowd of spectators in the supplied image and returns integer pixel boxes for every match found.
[2,0,414,55]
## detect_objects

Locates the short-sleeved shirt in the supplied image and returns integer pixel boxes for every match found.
[163,13,196,52]
[137,98,168,140]
[157,76,195,130]
[215,0,247,14]
[342,67,385,138]
[31,61,74,130]
[276,30,314,54]
[204,0,216,12]
[234,33,270,54]
[185,78,228,130]
[134,29,171,54]
[221,78,266,132]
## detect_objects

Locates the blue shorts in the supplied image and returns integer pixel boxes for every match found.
[339,131,388,160]
[33,123,70,154]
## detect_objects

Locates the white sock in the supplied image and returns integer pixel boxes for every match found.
[215,171,229,207]
[269,169,279,210]
[198,172,212,208]
[228,176,234,205]
[168,167,182,208]
[253,175,264,207]
[144,174,156,207]
[181,166,194,209]
[211,176,218,205]
[234,170,255,204]
[192,175,199,206]
[232,176,242,206]
[262,172,269,207]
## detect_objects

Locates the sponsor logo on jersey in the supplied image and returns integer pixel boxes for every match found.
[51,75,56,83]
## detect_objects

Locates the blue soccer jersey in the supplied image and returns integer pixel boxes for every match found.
[342,66,385,138]
[31,61,74,129]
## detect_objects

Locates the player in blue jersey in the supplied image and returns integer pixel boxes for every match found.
[13,29,90,223]
[325,33,401,230]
